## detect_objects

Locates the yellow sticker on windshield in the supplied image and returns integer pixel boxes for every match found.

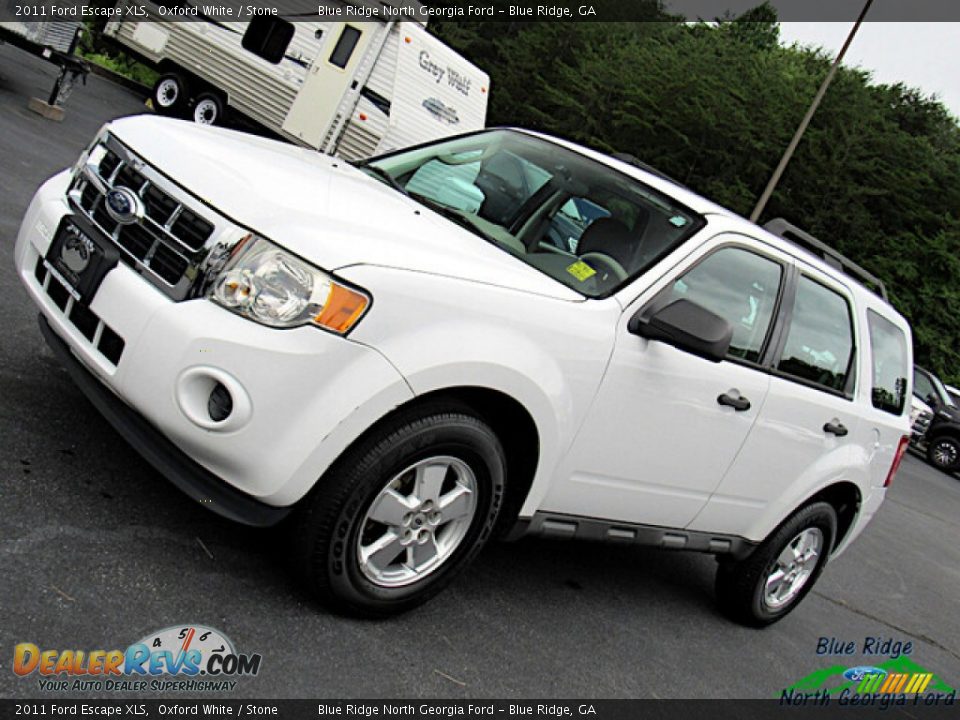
[566,260,597,282]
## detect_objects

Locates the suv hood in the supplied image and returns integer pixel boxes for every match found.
[107,116,581,301]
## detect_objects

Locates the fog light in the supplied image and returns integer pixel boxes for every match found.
[176,366,252,431]
[208,382,233,422]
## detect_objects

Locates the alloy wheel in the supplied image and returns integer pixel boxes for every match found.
[931,439,958,468]
[763,527,823,611]
[356,456,478,587]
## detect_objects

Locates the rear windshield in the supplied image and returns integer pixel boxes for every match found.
[867,310,908,415]
[362,130,704,298]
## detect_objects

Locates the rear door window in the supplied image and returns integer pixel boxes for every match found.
[777,276,856,394]
[867,311,908,415]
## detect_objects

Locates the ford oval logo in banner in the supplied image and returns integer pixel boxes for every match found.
[104,187,142,225]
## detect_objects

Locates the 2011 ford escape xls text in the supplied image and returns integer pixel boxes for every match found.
[15,117,913,625]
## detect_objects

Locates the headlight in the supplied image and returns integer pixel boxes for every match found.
[208,236,370,334]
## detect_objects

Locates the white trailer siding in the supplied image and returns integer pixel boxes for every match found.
[107,8,330,130]
[106,3,487,159]
[0,19,80,53]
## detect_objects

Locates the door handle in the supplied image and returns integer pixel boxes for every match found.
[717,393,751,411]
[823,421,848,437]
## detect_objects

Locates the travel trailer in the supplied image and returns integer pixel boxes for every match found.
[102,0,489,159]
[0,16,81,55]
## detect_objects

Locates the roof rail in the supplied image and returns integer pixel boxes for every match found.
[763,218,888,301]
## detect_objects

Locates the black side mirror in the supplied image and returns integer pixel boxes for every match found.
[629,299,733,363]
[925,393,940,408]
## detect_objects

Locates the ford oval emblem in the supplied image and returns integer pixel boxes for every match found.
[843,666,887,682]
[104,186,142,225]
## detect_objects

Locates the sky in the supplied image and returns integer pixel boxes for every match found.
[662,2,960,119]
[777,23,960,120]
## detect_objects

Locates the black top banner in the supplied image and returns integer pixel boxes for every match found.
[1,0,959,23]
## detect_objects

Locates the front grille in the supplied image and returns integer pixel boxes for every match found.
[143,184,178,226]
[98,149,121,180]
[912,411,932,437]
[116,223,154,259]
[68,134,228,301]
[150,246,190,285]
[114,164,146,192]
[91,198,119,236]
[171,209,214,251]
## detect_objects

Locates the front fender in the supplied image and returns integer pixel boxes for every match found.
[338,264,621,514]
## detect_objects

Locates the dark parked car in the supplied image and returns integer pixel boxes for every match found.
[914,366,960,473]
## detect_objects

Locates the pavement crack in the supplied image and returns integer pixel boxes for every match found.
[813,591,960,665]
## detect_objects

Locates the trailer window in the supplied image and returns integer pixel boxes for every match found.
[330,26,362,69]
[242,17,295,64]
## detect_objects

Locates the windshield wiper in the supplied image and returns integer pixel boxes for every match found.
[406,191,501,246]
[359,164,408,196]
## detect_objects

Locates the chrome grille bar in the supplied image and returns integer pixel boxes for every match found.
[67,133,235,301]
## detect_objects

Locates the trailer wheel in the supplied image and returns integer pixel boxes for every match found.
[192,92,223,126]
[152,73,190,117]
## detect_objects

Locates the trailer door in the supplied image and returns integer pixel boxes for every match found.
[377,25,490,154]
[282,22,372,149]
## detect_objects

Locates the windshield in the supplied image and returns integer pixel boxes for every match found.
[932,372,957,408]
[915,368,956,408]
[362,130,704,298]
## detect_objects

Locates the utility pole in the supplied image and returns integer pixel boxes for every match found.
[750,0,874,222]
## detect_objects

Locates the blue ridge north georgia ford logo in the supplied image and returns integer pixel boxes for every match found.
[104,186,142,225]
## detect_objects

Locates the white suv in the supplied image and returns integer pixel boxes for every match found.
[15,117,913,625]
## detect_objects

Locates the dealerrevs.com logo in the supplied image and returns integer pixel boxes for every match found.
[13,625,262,693]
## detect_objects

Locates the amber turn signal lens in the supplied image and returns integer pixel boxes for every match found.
[315,283,369,334]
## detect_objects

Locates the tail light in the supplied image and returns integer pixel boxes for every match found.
[884,435,910,487]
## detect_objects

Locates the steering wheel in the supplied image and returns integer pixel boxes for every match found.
[579,252,628,282]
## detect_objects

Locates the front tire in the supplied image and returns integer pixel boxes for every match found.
[927,435,960,472]
[715,502,836,627]
[293,404,506,616]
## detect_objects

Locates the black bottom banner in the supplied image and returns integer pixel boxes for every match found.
[1,699,958,720]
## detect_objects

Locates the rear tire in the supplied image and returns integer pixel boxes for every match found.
[152,73,190,117]
[292,403,507,616]
[927,435,960,472]
[192,92,223,126]
[715,501,836,627]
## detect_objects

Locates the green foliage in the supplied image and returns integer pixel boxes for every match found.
[77,21,158,87]
[80,51,159,87]
[430,13,960,383]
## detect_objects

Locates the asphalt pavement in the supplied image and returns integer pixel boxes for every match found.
[1,42,959,700]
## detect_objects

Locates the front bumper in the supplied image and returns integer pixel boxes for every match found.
[16,170,414,510]
[38,314,288,526]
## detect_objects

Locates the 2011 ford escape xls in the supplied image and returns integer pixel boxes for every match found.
[15,117,913,625]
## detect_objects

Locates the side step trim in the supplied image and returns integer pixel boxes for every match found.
[523,512,757,559]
